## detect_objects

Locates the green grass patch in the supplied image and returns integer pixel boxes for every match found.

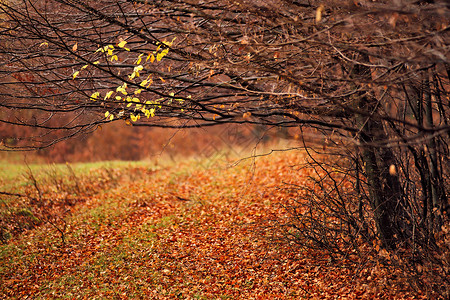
[0,160,154,184]
[0,159,159,244]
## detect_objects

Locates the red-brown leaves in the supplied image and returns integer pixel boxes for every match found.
[0,152,426,298]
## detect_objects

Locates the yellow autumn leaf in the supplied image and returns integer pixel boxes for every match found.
[156,48,169,62]
[116,84,128,95]
[129,65,143,79]
[104,91,114,100]
[90,92,100,100]
[97,45,111,53]
[118,40,127,48]
[315,4,324,23]
[72,71,80,79]
[135,53,144,65]
[162,37,176,47]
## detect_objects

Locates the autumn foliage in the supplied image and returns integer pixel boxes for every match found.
[0,0,449,298]
[1,150,444,298]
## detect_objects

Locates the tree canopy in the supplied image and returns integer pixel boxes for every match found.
[0,0,447,146]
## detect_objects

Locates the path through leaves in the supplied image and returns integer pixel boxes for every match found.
[1,151,423,299]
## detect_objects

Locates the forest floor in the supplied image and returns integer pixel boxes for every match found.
[0,150,426,299]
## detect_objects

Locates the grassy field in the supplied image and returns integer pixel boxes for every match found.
[0,150,425,299]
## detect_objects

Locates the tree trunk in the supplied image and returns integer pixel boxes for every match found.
[357,103,406,249]
[352,56,409,249]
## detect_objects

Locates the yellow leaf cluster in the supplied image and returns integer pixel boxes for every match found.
[72,36,181,122]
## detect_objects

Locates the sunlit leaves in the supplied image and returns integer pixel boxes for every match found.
[129,65,143,80]
[156,48,169,62]
[135,53,144,65]
[116,83,128,95]
[145,108,155,118]
[117,39,130,51]
[139,80,148,88]
[90,92,100,101]
[95,44,114,54]
[148,53,155,63]
[104,111,114,121]
[130,113,139,122]
[162,37,176,47]
[71,37,181,123]
[104,91,114,100]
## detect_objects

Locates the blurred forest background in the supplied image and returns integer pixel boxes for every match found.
[0,121,297,162]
